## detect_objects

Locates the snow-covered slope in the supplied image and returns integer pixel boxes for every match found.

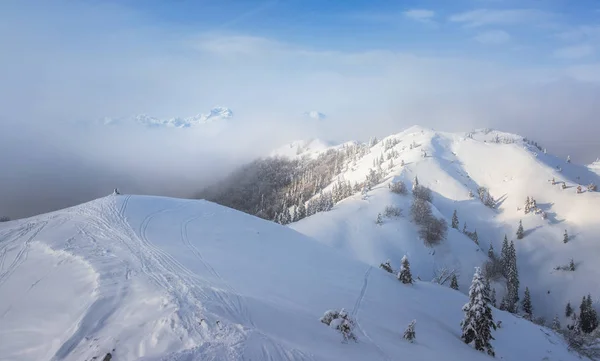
[287,126,600,324]
[0,194,578,361]
[102,107,233,128]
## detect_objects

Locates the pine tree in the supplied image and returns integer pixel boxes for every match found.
[472,230,479,245]
[566,302,573,317]
[403,320,416,342]
[461,267,496,356]
[398,255,413,284]
[563,230,569,244]
[488,244,495,259]
[490,288,497,308]
[505,241,520,313]
[579,295,599,333]
[413,175,419,187]
[570,259,575,271]
[450,274,459,290]
[500,235,509,276]
[463,222,468,234]
[516,220,524,239]
[376,213,383,225]
[451,210,459,229]
[522,287,533,318]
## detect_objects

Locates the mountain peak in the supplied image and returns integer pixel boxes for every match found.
[303,111,326,120]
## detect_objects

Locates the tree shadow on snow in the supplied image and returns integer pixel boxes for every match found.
[494,194,508,209]
[523,225,543,238]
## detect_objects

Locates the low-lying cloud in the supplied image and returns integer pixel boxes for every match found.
[1,1,599,219]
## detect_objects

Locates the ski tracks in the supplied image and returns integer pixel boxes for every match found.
[351,266,392,361]
[180,215,256,328]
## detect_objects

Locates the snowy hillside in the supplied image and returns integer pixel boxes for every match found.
[101,107,233,128]
[278,126,600,326]
[0,194,579,361]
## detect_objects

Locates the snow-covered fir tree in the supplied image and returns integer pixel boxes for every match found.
[472,230,479,245]
[566,302,574,317]
[398,255,413,284]
[567,155,571,163]
[450,274,459,290]
[376,213,383,225]
[522,287,533,319]
[516,220,524,239]
[490,288,497,308]
[570,259,576,271]
[451,209,459,229]
[564,230,569,244]
[552,315,561,331]
[463,222,468,234]
[579,295,599,334]
[500,235,509,276]
[461,267,496,357]
[403,320,416,342]
[488,244,495,259]
[503,241,520,313]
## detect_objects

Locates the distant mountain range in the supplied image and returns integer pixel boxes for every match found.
[101,107,234,128]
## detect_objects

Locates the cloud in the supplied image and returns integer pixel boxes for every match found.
[403,9,436,24]
[474,30,511,44]
[449,9,552,27]
[557,26,600,42]
[2,1,600,219]
[553,44,594,59]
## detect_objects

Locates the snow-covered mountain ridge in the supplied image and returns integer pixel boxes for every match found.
[267,126,600,325]
[102,107,233,128]
[0,194,579,361]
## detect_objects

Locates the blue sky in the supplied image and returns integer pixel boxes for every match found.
[98,0,600,63]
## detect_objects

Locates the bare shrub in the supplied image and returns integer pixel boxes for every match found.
[389,181,407,195]
[384,205,403,218]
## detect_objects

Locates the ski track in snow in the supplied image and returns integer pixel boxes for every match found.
[351,266,392,361]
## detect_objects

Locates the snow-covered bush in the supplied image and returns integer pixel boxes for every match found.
[380,260,393,273]
[588,183,597,192]
[384,205,403,218]
[412,184,432,202]
[389,181,407,195]
[403,320,416,342]
[320,308,357,342]
[419,217,448,246]
[411,198,432,224]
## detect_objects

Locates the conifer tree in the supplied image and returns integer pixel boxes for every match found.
[570,259,576,271]
[522,287,533,318]
[490,288,497,308]
[414,175,419,187]
[505,241,520,313]
[450,274,459,290]
[451,210,459,229]
[563,230,569,244]
[566,302,573,317]
[398,255,413,284]
[463,222,468,234]
[579,295,599,333]
[376,213,383,225]
[488,244,495,259]
[500,235,509,276]
[516,220,524,239]
[403,320,416,342]
[472,230,479,245]
[461,267,496,356]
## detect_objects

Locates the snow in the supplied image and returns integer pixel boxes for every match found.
[101,107,233,128]
[303,111,326,120]
[289,126,600,326]
[0,194,580,360]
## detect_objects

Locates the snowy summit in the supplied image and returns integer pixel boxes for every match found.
[303,111,327,120]
[103,107,234,128]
